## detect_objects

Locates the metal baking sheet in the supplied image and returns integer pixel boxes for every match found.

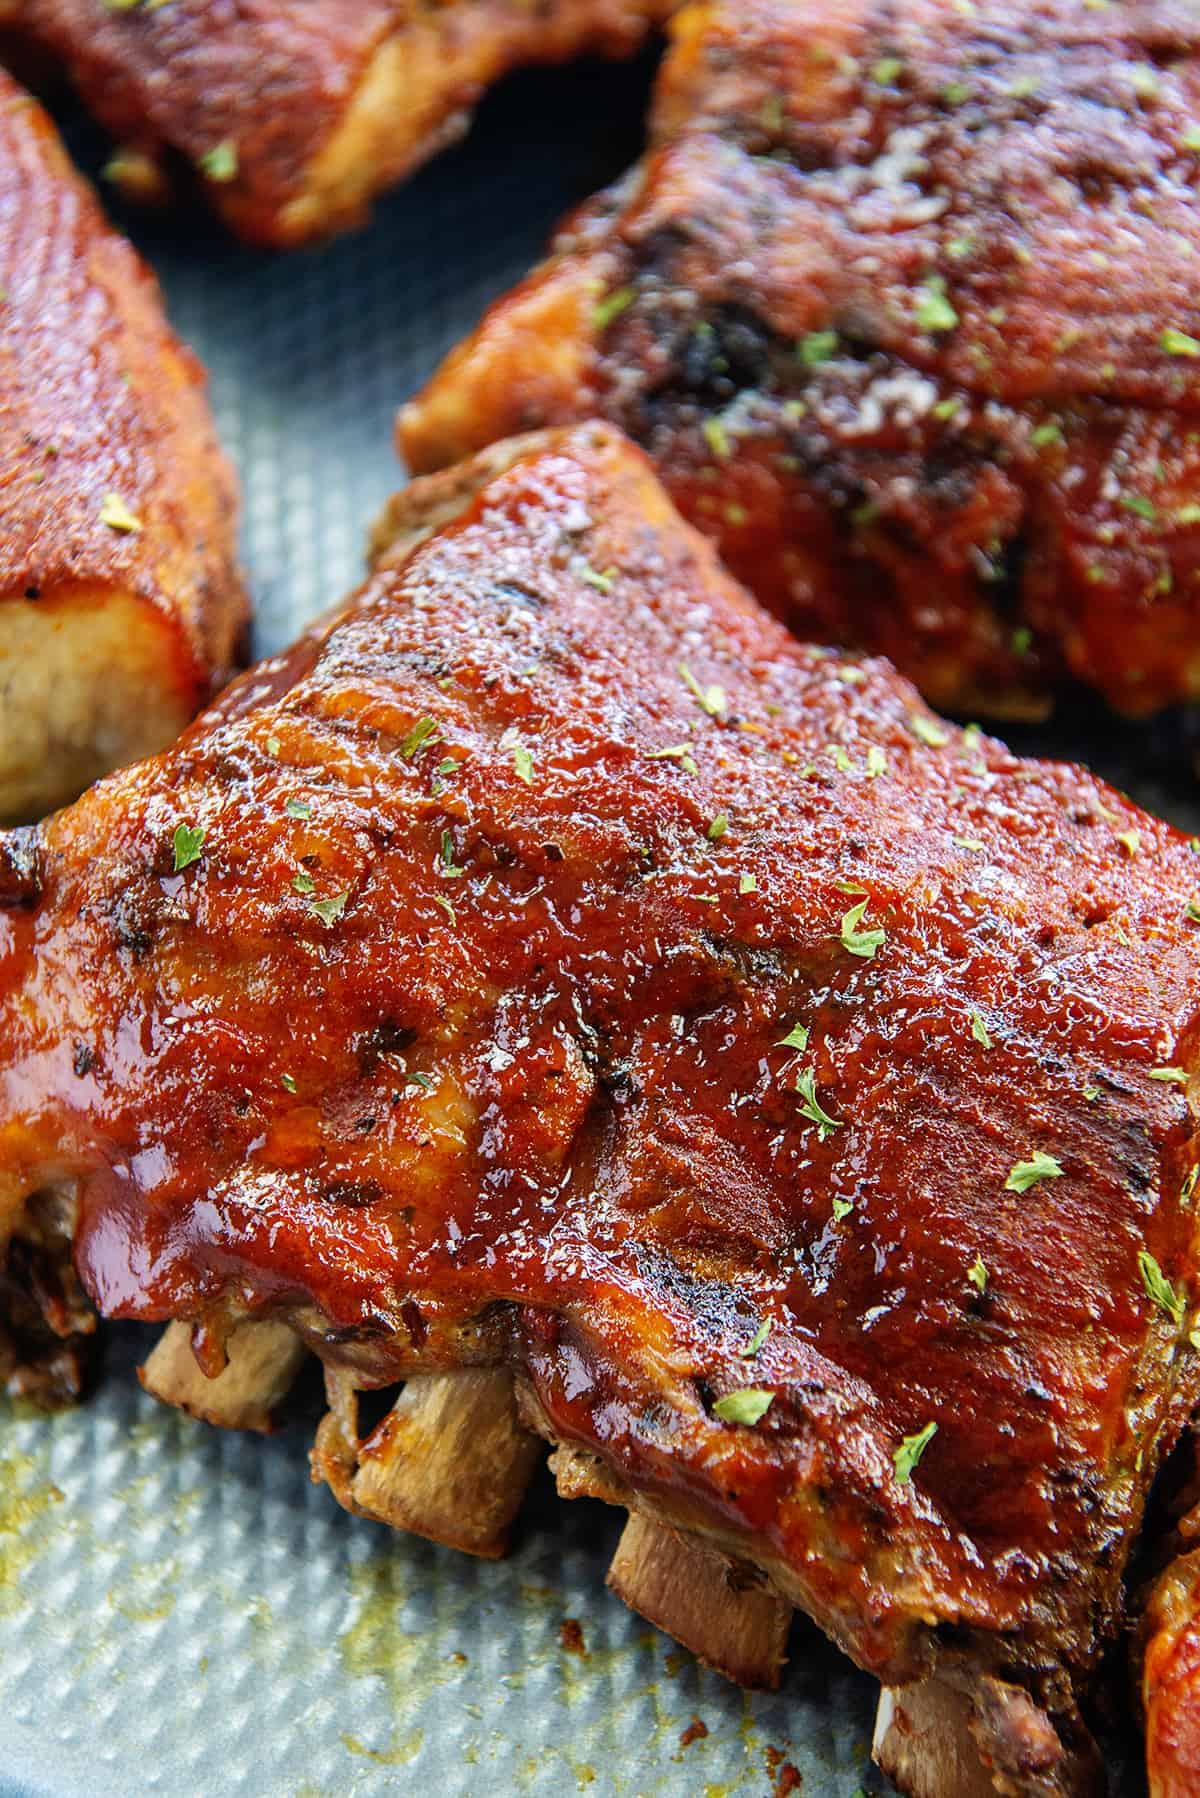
[1,50,1183,1797]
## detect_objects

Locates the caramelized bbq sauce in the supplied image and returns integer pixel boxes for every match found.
[402,0,1200,717]
[2,426,1200,1679]
[0,73,243,684]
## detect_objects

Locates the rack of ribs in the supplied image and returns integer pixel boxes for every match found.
[402,0,1200,721]
[2,422,1200,1793]
[14,0,672,247]
[0,68,246,824]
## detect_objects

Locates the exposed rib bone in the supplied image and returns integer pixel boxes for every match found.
[874,1677,1099,1798]
[315,1367,542,1558]
[874,1683,1002,1798]
[606,1512,791,1689]
[139,1317,306,1433]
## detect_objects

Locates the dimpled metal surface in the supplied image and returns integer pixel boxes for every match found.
[0,54,1177,1798]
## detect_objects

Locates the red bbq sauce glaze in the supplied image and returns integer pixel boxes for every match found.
[2,424,1200,1683]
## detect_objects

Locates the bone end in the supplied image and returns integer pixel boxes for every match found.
[874,1682,1004,1798]
[606,1512,791,1689]
[318,1367,542,1558]
[139,1318,306,1433]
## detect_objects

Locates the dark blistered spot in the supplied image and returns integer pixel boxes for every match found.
[322,1178,383,1209]
[400,1299,427,1348]
[72,1042,95,1078]
[358,1019,416,1072]
[493,580,546,609]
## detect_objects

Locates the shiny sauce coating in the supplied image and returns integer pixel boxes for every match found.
[2,424,1200,1686]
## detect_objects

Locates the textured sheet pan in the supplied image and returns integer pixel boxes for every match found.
[0,49,1183,1797]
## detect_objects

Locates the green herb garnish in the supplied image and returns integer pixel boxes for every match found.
[400,716,440,758]
[1150,1066,1189,1085]
[707,813,729,841]
[777,1023,810,1050]
[967,1255,988,1293]
[840,897,886,959]
[440,831,465,878]
[969,1008,993,1049]
[740,1318,772,1359]
[99,491,141,533]
[172,822,205,871]
[310,890,348,927]
[914,276,958,333]
[513,744,534,786]
[199,141,238,183]
[713,1388,775,1425]
[795,1067,842,1133]
[910,713,951,748]
[593,285,636,331]
[1139,1248,1185,1323]
[798,329,839,365]
[1163,327,1200,358]
[1004,1151,1064,1192]
[893,1420,937,1484]
[285,797,311,820]
[680,665,726,718]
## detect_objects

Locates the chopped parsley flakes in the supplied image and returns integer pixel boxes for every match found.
[647,743,699,776]
[513,744,535,786]
[777,1023,810,1050]
[914,276,959,333]
[840,897,886,959]
[285,796,312,820]
[969,1008,993,1049]
[439,830,466,878]
[1150,1066,1189,1085]
[909,713,951,748]
[713,1387,775,1426]
[99,491,141,534]
[199,140,238,183]
[832,1196,854,1223]
[967,1255,988,1293]
[593,285,636,331]
[172,822,205,871]
[798,329,839,365]
[680,664,727,718]
[707,813,729,841]
[740,1318,772,1358]
[400,716,440,758]
[893,1420,937,1484]
[1163,327,1200,358]
[1004,1151,1063,1192]
[310,890,348,927]
[795,1067,842,1134]
[1139,1248,1185,1324]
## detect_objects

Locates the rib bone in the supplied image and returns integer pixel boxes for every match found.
[874,1678,1099,1798]
[316,1367,542,1558]
[606,1512,791,1689]
[139,1317,306,1432]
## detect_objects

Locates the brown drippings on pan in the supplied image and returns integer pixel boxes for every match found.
[559,1617,588,1656]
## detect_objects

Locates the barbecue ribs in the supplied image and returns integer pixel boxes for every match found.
[3,423,1200,1792]
[403,0,1200,720]
[0,70,245,822]
[13,0,671,247]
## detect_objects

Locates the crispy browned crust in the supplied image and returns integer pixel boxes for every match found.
[0,73,246,818]
[402,0,1200,718]
[21,0,671,247]
[4,425,1200,1752]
